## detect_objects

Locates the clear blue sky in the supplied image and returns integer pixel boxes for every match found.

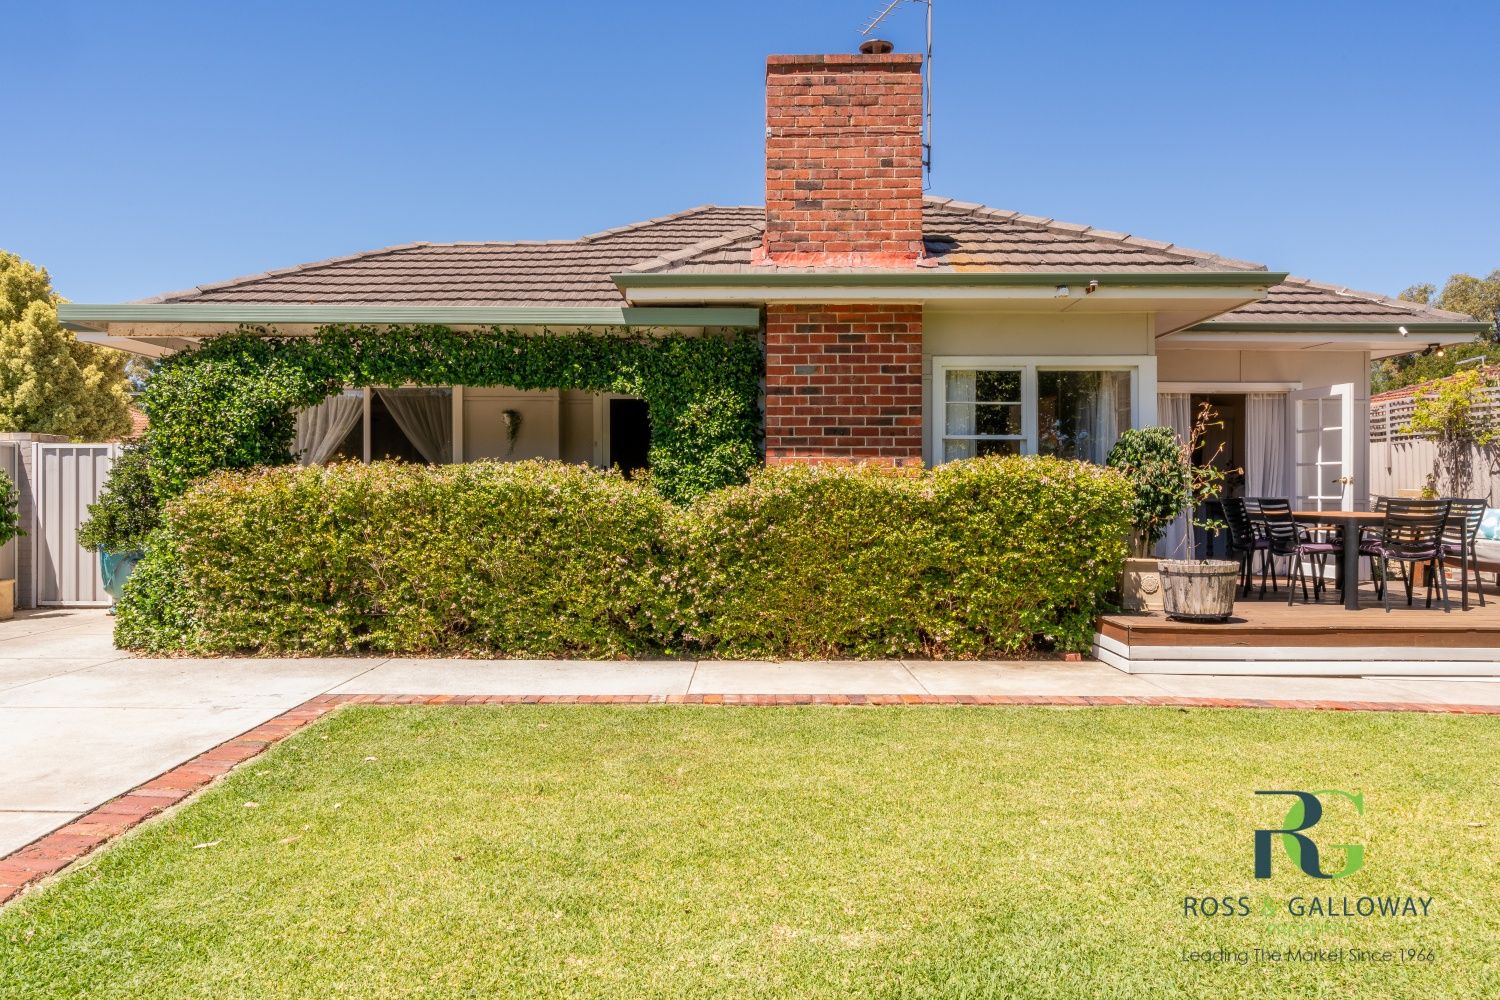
[6,1,1496,303]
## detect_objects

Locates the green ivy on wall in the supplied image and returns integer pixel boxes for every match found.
[138,325,763,503]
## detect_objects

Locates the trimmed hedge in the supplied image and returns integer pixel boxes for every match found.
[116,456,1132,658]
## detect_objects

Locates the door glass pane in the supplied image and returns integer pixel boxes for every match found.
[1037,370,1132,464]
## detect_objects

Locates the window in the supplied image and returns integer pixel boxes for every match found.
[942,368,1024,460]
[1037,369,1133,465]
[933,360,1143,465]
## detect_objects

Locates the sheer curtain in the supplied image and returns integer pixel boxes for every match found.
[377,388,453,465]
[1157,393,1193,558]
[1245,392,1289,498]
[1085,371,1132,464]
[294,392,364,466]
[943,369,977,461]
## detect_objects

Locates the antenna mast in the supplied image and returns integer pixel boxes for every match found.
[861,0,933,186]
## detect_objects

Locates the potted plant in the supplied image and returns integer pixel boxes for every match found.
[78,446,161,610]
[0,468,22,620]
[1157,403,1240,623]
[1106,426,1188,611]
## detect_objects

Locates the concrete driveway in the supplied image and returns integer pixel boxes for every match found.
[0,610,379,855]
[3,608,1498,858]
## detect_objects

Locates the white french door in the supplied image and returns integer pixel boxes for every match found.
[1290,383,1354,511]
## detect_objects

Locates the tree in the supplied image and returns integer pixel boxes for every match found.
[1401,368,1500,498]
[0,250,132,440]
[1372,269,1500,393]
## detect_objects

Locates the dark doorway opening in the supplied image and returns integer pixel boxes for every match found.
[1190,393,1247,558]
[609,398,651,476]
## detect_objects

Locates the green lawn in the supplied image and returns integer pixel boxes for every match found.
[2,706,1496,998]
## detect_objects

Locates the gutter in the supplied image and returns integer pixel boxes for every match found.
[56,303,763,332]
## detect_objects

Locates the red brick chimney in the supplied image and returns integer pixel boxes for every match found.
[760,48,925,267]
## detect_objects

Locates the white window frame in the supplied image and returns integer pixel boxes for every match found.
[930,355,1156,464]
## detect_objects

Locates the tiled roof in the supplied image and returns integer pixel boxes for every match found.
[1207,276,1477,325]
[631,197,1267,275]
[146,206,765,307]
[142,197,1480,328]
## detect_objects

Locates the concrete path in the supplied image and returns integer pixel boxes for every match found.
[2,608,1498,856]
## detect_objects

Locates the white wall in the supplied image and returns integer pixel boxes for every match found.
[462,388,561,462]
[461,388,602,465]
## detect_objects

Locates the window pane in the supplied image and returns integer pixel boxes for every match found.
[975,403,1022,436]
[943,438,976,462]
[975,370,1022,403]
[975,438,1021,457]
[944,438,1020,463]
[945,403,976,436]
[1037,370,1132,464]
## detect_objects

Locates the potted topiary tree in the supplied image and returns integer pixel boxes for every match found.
[1106,426,1188,611]
[78,446,161,610]
[0,468,22,620]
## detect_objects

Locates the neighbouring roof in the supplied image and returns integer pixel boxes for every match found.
[138,197,1480,329]
[1370,365,1500,404]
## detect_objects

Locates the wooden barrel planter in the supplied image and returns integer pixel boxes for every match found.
[1159,559,1239,623]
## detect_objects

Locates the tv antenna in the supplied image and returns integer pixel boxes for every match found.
[861,0,933,186]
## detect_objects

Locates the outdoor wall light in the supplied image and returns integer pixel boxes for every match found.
[1086,279,1099,294]
[1398,325,1409,336]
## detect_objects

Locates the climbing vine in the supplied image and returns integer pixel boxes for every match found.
[136,325,762,504]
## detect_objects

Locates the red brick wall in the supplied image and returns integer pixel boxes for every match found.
[764,304,923,464]
[762,53,924,266]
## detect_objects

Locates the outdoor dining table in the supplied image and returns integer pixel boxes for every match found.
[1291,510,1385,611]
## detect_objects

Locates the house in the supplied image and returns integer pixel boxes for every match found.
[60,45,1487,531]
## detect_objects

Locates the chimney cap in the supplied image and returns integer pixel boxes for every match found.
[858,38,895,55]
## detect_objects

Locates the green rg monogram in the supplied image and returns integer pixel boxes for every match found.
[1253,790,1365,879]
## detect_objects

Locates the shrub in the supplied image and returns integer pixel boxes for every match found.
[117,461,674,656]
[676,457,1132,657]
[117,456,1132,658]
[78,446,161,553]
[673,464,937,657]
[1106,426,1188,555]
[0,468,21,550]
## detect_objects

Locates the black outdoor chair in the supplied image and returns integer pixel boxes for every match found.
[1359,496,1391,596]
[1246,498,1283,596]
[1258,501,1341,606]
[1370,499,1451,613]
[1440,497,1488,610]
[1223,497,1269,598]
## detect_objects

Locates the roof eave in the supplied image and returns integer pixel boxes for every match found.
[1188,320,1490,334]
[613,270,1288,290]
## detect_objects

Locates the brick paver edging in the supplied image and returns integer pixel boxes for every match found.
[3,691,1496,907]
